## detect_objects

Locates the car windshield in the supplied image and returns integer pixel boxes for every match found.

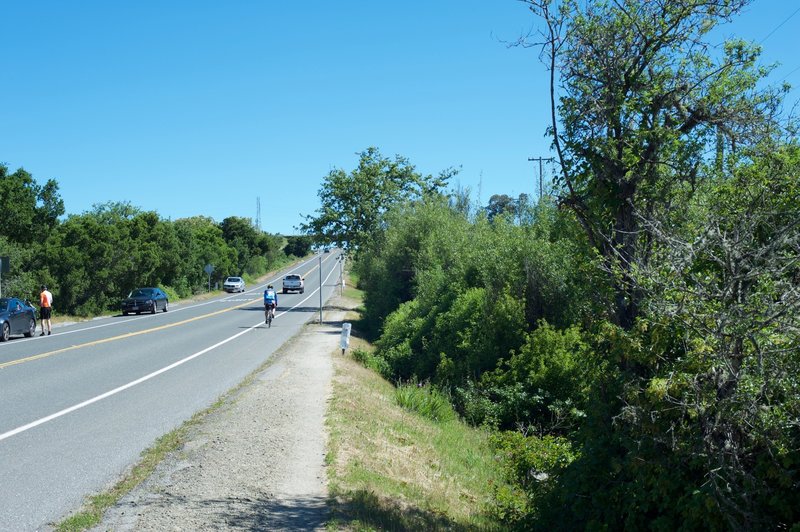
[226,277,241,282]
[286,275,300,280]
[130,289,153,298]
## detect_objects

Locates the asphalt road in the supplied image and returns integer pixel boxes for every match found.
[0,251,344,531]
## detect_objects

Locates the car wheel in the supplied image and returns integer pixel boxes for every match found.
[163,301,169,312]
[1,322,9,342]
[300,289,304,294]
[123,311,128,316]
[24,318,35,337]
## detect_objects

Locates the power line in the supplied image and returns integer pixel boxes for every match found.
[759,5,800,44]
[781,64,800,82]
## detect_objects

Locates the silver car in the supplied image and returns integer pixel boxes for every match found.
[223,276,246,293]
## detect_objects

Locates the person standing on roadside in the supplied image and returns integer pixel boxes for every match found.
[39,285,53,336]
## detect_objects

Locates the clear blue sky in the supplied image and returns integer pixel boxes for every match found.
[2,1,798,235]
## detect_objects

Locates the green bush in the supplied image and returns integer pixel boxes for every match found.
[489,430,575,527]
[350,347,391,377]
[476,322,597,433]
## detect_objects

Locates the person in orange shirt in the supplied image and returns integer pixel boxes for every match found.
[39,285,53,336]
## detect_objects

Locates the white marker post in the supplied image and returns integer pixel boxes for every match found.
[340,322,352,355]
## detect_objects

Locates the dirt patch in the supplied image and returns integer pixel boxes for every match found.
[90,296,357,531]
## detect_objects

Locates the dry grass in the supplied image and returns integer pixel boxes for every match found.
[326,321,502,531]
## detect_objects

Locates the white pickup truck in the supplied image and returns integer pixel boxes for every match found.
[282,274,304,294]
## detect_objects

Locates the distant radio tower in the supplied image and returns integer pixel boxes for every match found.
[255,197,261,230]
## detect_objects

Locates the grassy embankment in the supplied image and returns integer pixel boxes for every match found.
[326,280,505,530]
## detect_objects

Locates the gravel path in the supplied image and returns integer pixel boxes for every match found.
[90,299,353,531]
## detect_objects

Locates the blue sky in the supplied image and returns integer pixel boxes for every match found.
[2,1,798,235]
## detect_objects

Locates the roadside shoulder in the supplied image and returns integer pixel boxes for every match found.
[89,296,358,531]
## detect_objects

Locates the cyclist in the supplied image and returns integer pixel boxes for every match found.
[263,284,278,323]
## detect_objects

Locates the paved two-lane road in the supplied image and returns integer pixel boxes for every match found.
[0,251,344,531]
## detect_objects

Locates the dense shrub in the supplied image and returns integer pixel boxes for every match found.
[489,430,576,528]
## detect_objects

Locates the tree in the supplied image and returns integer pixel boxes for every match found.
[629,143,800,528]
[523,0,786,328]
[173,216,237,291]
[220,216,262,275]
[284,235,312,258]
[486,194,516,222]
[300,147,454,250]
[41,204,182,314]
[0,164,64,244]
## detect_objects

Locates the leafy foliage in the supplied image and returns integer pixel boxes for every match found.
[300,147,454,250]
[0,167,289,315]
[489,430,575,527]
[219,216,282,276]
[524,0,787,328]
[476,322,597,434]
[346,2,799,527]
[283,235,313,258]
[0,164,63,244]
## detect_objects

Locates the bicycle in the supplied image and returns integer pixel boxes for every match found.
[265,303,276,328]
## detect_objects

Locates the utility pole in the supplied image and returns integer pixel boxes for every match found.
[527,156,554,201]
[339,253,345,295]
[318,251,323,324]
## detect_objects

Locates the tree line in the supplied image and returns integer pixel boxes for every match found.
[0,165,312,315]
[305,1,799,529]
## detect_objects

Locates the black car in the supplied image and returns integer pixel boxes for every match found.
[121,287,169,315]
[0,297,37,341]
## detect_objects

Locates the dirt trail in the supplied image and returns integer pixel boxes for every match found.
[90,297,354,531]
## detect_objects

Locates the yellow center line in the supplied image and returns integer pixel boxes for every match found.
[0,297,262,370]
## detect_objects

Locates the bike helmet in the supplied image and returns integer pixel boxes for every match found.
[267,284,273,289]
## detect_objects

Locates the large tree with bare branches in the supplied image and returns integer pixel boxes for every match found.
[522,0,786,329]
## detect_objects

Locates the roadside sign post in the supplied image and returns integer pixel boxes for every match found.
[204,263,214,292]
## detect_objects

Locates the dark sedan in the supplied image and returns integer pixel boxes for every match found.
[121,288,169,315]
[0,297,37,341]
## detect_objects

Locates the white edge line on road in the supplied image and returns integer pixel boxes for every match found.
[0,253,341,443]
[0,325,254,442]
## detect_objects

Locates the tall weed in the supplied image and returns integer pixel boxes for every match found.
[350,347,390,377]
[395,383,456,423]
